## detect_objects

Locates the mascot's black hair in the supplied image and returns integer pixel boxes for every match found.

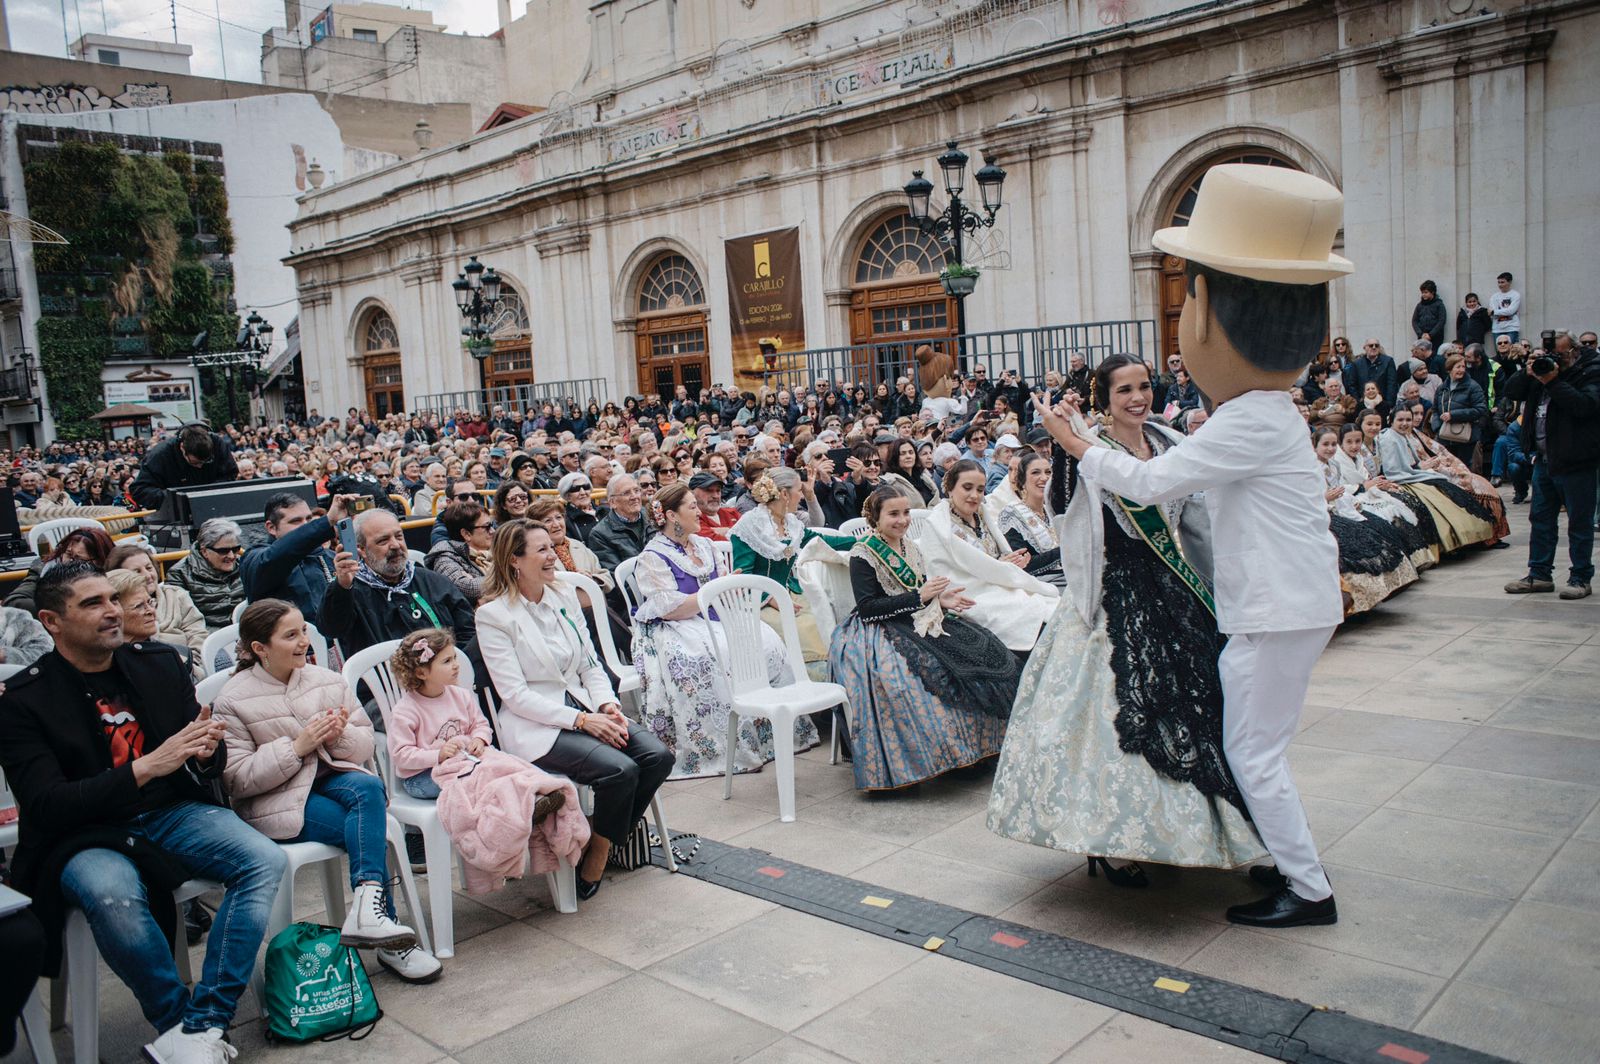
[1185,260,1328,374]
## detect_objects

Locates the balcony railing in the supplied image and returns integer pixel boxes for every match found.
[758,320,1158,394]
[412,378,612,420]
[0,366,35,403]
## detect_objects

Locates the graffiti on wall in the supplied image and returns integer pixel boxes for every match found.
[0,83,173,114]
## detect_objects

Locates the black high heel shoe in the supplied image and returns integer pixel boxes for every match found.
[1086,856,1149,888]
[576,874,602,901]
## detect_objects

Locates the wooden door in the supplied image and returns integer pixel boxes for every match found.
[1160,254,1186,360]
[364,354,404,418]
[635,310,709,402]
[848,280,957,388]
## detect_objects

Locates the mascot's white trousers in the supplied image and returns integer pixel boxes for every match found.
[1218,626,1336,902]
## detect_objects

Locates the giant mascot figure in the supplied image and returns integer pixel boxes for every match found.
[1037,164,1349,927]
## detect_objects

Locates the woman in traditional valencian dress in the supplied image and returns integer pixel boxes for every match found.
[1314,428,1421,614]
[631,483,820,779]
[1330,424,1435,574]
[728,467,857,681]
[828,488,1021,791]
[988,355,1266,884]
[1377,406,1498,553]
[996,451,1067,588]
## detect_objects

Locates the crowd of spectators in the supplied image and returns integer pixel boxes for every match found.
[2,290,1596,1061]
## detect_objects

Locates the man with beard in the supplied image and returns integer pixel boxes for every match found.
[319,509,476,655]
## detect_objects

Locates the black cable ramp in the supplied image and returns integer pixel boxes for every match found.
[651,838,1508,1064]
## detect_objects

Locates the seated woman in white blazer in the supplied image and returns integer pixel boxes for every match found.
[475,518,674,900]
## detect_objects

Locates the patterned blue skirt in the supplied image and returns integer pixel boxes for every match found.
[828,614,1017,791]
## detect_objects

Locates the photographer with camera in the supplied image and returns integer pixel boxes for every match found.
[1503,330,1600,600]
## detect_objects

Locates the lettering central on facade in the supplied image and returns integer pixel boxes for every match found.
[815,42,957,105]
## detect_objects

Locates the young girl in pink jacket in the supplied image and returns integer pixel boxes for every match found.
[386,629,493,799]
[386,629,564,824]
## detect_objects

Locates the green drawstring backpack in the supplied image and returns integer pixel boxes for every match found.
[262,922,382,1043]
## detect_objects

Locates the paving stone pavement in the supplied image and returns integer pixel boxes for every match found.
[12,497,1598,1063]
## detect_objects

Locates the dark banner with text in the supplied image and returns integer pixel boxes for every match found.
[725,228,806,387]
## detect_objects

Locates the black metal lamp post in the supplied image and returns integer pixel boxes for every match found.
[903,141,1006,363]
[453,255,502,406]
[217,310,272,426]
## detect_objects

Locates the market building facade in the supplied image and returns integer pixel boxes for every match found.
[284,0,1599,417]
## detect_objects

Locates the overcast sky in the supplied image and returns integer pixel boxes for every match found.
[6,0,529,81]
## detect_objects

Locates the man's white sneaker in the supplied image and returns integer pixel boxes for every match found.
[143,1025,238,1064]
[339,882,418,950]
[376,944,443,984]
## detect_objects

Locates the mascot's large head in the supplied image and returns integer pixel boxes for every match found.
[1153,164,1353,404]
[915,343,954,400]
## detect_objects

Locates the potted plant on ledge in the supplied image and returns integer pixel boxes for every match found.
[939,262,980,297]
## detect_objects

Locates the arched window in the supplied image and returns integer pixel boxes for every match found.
[637,254,706,314]
[854,214,945,284]
[1158,150,1300,360]
[633,252,709,401]
[359,308,404,418]
[1166,152,1298,228]
[364,310,399,353]
[846,212,956,384]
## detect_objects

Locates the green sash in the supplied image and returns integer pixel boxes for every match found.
[862,534,923,593]
[1098,435,1216,618]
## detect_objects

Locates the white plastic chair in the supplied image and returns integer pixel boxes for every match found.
[408,549,428,566]
[712,538,733,574]
[697,575,849,823]
[190,671,429,1004]
[19,978,54,1064]
[839,517,870,538]
[24,517,100,556]
[614,555,643,618]
[345,640,553,957]
[201,625,238,676]
[907,508,933,543]
[555,570,638,700]
[231,599,248,624]
[60,878,221,1064]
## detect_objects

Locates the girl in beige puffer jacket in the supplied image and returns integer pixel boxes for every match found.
[211,599,441,983]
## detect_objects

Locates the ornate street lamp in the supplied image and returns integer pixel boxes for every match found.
[454,256,502,406]
[901,140,1006,366]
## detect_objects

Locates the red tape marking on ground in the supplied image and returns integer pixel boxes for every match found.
[991,931,1029,949]
[756,866,786,878]
[1377,1043,1429,1064]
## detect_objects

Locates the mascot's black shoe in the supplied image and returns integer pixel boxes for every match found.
[1227,888,1337,928]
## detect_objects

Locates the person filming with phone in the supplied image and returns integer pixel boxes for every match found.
[240,491,360,628]
[1502,329,1600,600]
[319,509,477,656]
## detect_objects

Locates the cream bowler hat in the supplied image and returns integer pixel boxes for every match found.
[1152,163,1354,283]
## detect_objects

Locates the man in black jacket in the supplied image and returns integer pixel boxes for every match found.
[128,423,238,511]
[588,475,651,572]
[0,563,285,1064]
[1343,339,1400,409]
[1504,332,1600,599]
[320,509,477,655]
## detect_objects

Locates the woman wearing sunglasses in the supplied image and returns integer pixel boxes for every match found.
[164,517,246,630]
